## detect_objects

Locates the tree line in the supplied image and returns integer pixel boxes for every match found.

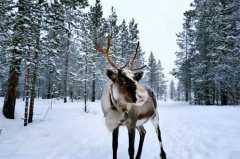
[174,0,240,105]
[0,0,166,122]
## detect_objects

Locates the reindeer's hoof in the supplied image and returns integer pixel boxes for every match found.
[160,151,167,159]
[135,155,141,159]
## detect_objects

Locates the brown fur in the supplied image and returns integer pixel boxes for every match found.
[115,70,137,103]
[98,37,167,159]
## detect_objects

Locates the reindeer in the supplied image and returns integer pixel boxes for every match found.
[96,37,167,159]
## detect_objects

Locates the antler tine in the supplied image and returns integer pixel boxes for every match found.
[128,42,147,71]
[120,62,129,70]
[96,36,119,70]
[132,65,147,71]
[129,42,140,69]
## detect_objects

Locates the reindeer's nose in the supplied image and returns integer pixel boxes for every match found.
[132,96,137,103]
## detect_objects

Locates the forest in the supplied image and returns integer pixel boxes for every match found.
[1,0,240,159]
[0,0,167,121]
[174,0,240,105]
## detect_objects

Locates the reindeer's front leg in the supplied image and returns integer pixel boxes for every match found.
[136,126,146,159]
[128,127,135,159]
[112,127,119,159]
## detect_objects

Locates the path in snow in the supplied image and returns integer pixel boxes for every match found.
[0,99,240,159]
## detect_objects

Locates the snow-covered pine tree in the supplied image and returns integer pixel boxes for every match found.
[119,19,130,65]
[175,10,195,102]
[61,0,88,103]
[146,52,159,93]
[88,0,104,102]
[156,60,167,100]
[169,80,176,101]
[42,2,69,99]
[213,0,240,105]
[28,0,44,123]
[0,0,149,117]
[76,12,94,108]
[128,18,145,69]
[107,7,120,60]
[175,0,240,105]
[3,0,33,119]
[176,81,185,101]
[0,0,14,97]
[39,0,87,101]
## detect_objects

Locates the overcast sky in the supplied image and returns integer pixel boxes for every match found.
[89,0,192,80]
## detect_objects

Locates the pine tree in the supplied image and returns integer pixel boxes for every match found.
[107,7,121,64]
[176,81,185,101]
[169,80,176,101]
[0,0,149,118]
[28,0,45,123]
[174,10,195,102]
[156,60,167,100]
[175,0,240,105]
[119,19,130,65]
[3,0,33,119]
[88,0,104,102]
[0,1,14,95]
[146,52,158,93]
[128,18,144,68]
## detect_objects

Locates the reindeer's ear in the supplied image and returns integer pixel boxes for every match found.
[134,71,144,81]
[106,69,117,82]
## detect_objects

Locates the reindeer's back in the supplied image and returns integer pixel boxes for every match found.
[144,86,157,108]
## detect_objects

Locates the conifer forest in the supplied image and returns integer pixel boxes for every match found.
[0,0,240,159]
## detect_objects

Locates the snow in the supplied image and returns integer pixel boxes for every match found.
[1,98,240,159]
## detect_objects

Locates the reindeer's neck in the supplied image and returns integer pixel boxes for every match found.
[109,84,118,111]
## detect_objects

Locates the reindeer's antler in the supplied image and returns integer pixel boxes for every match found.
[96,36,119,70]
[128,42,140,69]
[132,64,147,71]
[127,42,146,71]
[96,38,146,71]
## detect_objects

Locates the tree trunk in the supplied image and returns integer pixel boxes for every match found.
[2,0,30,119]
[24,60,30,126]
[63,49,69,103]
[70,87,73,102]
[47,75,52,99]
[91,71,96,102]
[2,53,21,119]
[84,79,87,112]
[185,88,189,102]
[63,23,71,103]
[84,54,88,112]
[204,86,211,105]
[28,68,37,123]
[28,0,43,124]
[220,90,228,105]
[63,50,69,103]
[28,51,38,123]
[37,78,40,98]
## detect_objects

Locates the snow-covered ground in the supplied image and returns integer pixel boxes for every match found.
[0,98,240,159]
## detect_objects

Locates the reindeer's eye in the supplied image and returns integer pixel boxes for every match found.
[119,77,127,85]
[118,74,128,84]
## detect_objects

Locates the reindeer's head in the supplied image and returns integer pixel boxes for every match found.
[96,37,146,104]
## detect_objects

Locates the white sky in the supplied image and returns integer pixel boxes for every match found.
[89,0,192,80]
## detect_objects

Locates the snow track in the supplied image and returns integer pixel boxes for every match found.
[1,99,240,159]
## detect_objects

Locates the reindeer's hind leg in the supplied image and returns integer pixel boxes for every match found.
[135,126,146,159]
[112,127,119,159]
[127,127,136,159]
[151,114,167,159]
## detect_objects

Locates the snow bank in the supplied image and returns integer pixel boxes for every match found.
[0,98,240,159]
